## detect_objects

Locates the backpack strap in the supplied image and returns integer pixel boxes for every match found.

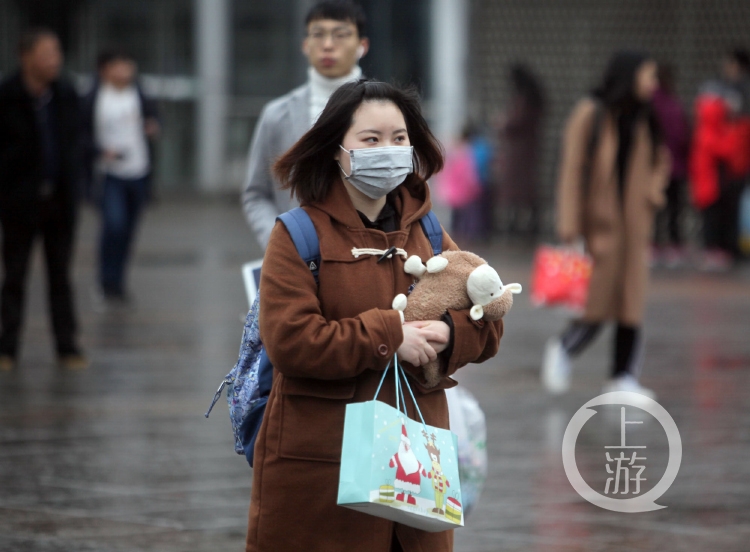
[277,207,321,284]
[419,210,443,256]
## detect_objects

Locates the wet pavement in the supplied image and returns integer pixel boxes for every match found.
[0,199,749,552]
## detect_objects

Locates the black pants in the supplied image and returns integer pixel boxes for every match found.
[561,321,642,378]
[0,198,78,356]
[703,174,744,257]
[654,177,684,246]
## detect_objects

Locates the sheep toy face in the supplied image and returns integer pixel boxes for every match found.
[467,264,503,316]
[466,263,523,321]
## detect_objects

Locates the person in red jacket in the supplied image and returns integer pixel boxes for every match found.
[690,49,750,270]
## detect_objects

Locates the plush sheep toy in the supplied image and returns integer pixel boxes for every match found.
[392,250,522,387]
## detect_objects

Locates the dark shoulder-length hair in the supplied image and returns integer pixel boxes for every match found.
[594,50,650,111]
[274,79,444,205]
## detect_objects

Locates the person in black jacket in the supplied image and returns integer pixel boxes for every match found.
[0,28,87,371]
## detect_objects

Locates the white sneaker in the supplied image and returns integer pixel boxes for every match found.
[602,374,656,401]
[542,338,571,394]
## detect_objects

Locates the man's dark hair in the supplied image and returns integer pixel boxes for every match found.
[305,1,367,38]
[274,80,443,205]
[729,48,750,74]
[18,27,57,56]
[97,48,135,71]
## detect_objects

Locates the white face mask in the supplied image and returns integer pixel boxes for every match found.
[337,145,414,199]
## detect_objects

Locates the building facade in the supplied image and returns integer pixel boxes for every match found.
[3,0,749,210]
[0,0,435,193]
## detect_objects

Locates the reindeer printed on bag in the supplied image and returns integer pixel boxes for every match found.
[424,430,451,515]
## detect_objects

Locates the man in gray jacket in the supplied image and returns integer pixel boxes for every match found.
[242,1,369,248]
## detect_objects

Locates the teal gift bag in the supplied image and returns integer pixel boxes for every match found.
[337,356,464,532]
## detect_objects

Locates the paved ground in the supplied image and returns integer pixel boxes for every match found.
[0,199,749,552]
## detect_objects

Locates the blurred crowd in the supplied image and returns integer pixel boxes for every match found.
[437,49,750,273]
[1,6,749,376]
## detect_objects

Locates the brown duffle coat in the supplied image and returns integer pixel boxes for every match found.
[557,98,670,325]
[246,176,502,552]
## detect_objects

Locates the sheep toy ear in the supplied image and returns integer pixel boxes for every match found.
[404,255,427,278]
[392,294,407,324]
[426,256,449,274]
[392,294,407,312]
[504,283,523,294]
[470,304,484,320]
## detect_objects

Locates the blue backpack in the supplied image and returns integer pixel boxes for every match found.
[205,207,443,467]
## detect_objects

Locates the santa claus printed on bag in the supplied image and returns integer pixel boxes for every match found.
[388,420,427,505]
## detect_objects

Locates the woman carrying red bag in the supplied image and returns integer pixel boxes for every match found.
[541,51,670,398]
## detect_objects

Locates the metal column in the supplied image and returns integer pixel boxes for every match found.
[195,0,230,191]
[430,0,468,142]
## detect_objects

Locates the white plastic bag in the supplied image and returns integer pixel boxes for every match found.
[445,386,487,517]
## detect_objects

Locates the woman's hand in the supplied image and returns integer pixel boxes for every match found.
[397,321,449,366]
[102,149,122,162]
[413,320,451,354]
[144,117,161,139]
[558,227,578,245]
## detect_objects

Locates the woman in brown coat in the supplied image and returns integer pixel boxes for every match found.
[246,80,503,551]
[542,51,670,398]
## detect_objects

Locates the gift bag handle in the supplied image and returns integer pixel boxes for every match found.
[373,355,428,430]
[396,365,408,416]
[395,360,427,428]
[373,355,409,417]
[374,358,393,402]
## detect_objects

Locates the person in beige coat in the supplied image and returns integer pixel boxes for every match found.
[542,51,670,397]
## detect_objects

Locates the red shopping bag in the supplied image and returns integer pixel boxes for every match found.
[530,245,592,313]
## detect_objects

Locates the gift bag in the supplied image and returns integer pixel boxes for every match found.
[337,357,463,532]
[530,244,592,314]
